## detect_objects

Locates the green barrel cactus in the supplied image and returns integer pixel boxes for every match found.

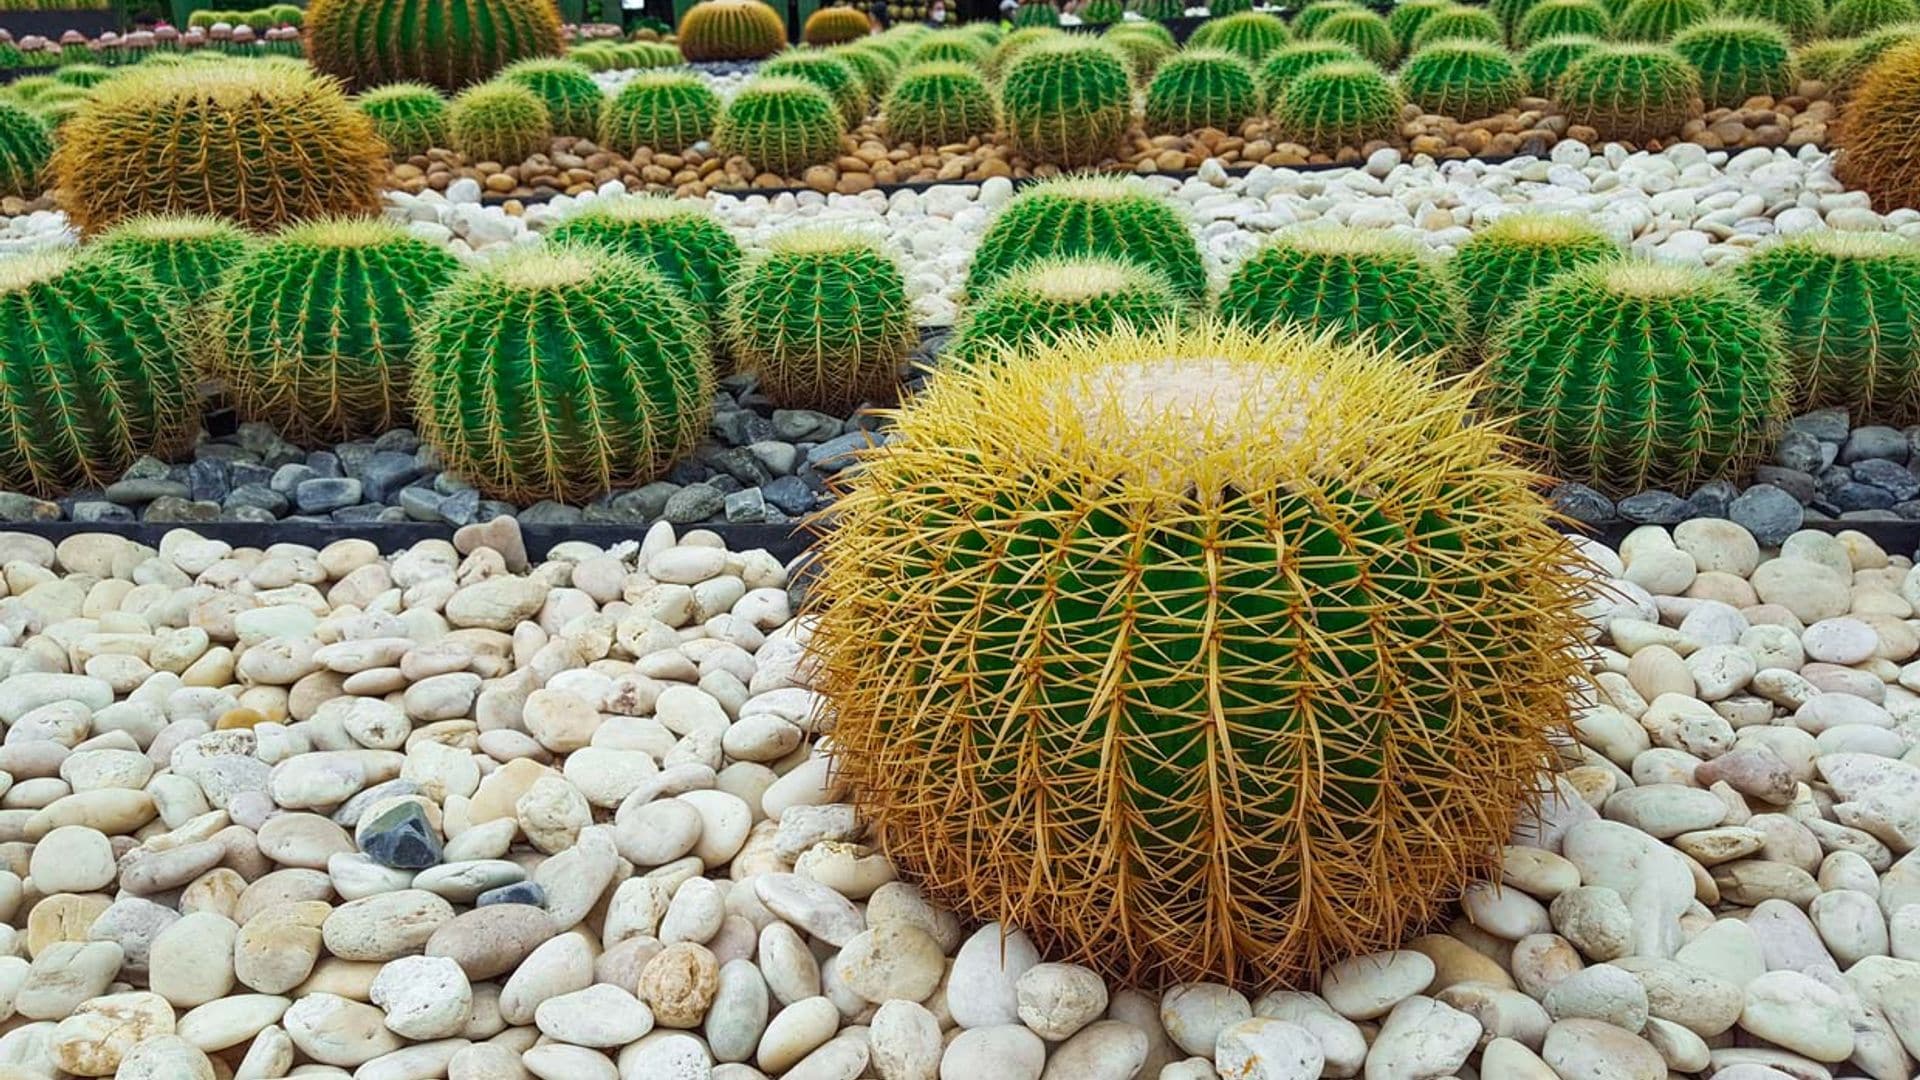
[833,42,902,96]
[1293,0,1361,36]
[1721,0,1825,42]
[1258,41,1363,102]
[883,62,998,146]
[1556,44,1700,142]
[495,57,603,138]
[715,77,846,176]
[208,218,462,444]
[1272,59,1405,153]
[1794,36,1860,80]
[414,245,712,503]
[967,177,1207,304]
[1389,0,1453,49]
[91,213,251,313]
[1211,0,1254,15]
[905,32,989,66]
[988,26,1067,76]
[998,38,1133,167]
[546,197,743,334]
[1515,0,1610,46]
[1081,0,1126,24]
[1672,17,1795,105]
[1110,18,1177,47]
[1828,21,1920,86]
[357,82,450,158]
[1615,0,1715,39]
[1144,48,1261,134]
[304,0,565,92]
[0,251,197,497]
[1106,24,1180,80]
[0,102,50,198]
[1828,0,1918,35]
[1314,8,1398,63]
[1135,0,1187,20]
[599,72,719,156]
[1217,226,1465,360]
[1397,39,1525,117]
[1190,11,1294,62]
[1733,233,1920,423]
[761,50,870,127]
[725,228,915,412]
[1016,0,1062,26]
[53,63,111,88]
[1520,33,1604,92]
[1451,212,1621,335]
[448,80,550,163]
[1490,0,1547,37]
[677,0,788,60]
[946,256,1186,364]
[1485,260,1788,493]
[1410,4,1506,47]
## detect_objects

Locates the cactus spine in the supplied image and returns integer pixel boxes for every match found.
[495,57,603,138]
[357,82,450,158]
[1671,18,1796,106]
[946,256,1186,364]
[804,5,872,43]
[1144,48,1262,134]
[714,77,846,176]
[448,80,551,163]
[1272,59,1405,153]
[1514,0,1610,46]
[1216,226,1465,359]
[91,213,251,313]
[883,62,998,146]
[598,72,720,156]
[1397,39,1525,118]
[1257,41,1363,102]
[545,197,743,335]
[1388,0,1453,48]
[1721,0,1825,42]
[998,38,1134,167]
[1520,34,1603,93]
[760,50,871,127]
[1409,4,1505,47]
[0,101,49,198]
[1614,0,1715,39]
[1190,11,1294,62]
[1555,44,1700,143]
[1836,39,1920,211]
[967,177,1207,304]
[1313,8,1398,64]
[1828,0,1920,36]
[1451,212,1622,335]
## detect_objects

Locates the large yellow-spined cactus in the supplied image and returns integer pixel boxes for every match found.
[807,319,1588,990]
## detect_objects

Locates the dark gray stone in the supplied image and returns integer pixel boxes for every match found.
[1549,482,1616,526]
[270,464,316,496]
[230,462,275,489]
[1896,500,1920,521]
[1773,431,1825,473]
[187,459,230,503]
[70,501,133,524]
[477,882,545,908]
[666,459,711,485]
[194,443,258,465]
[1617,490,1690,525]
[1729,484,1803,546]
[373,429,421,454]
[612,483,679,520]
[772,409,842,442]
[359,451,428,504]
[1752,466,1816,504]
[225,484,289,516]
[1831,482,1896,512]
[104,478,189,505]
[359,801,441,869]
[235,422,285,457]
[748,441,799,476]
[295,478,363,514]
[1850,457,1920,501]
[329,504,391,523]
[398,487,444,522]
[761,476,816,517]
[663,483,725,524]
[225,506,279,523]
[724,487,767,523]
[143,497,221,523]
[478,500,518,521]
[807,431,882,474]
[519,501,584,526]
[700,446,773,486]
[708,475,742,495]
[1841,424,1910,465]
[711,408,776,447]
[436,488,481,527]
[0,492,59,523]
[582,503,648,524]
[305,451,344,479]
[1687,481,1738,520]
[1790,407,1850,442]
[121,455,171,480]
[1817,466,1855,498]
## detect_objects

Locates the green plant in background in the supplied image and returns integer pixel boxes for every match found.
[0,251,197,497]
[1213,0,1255,14]
[1293,0,1360,36]
[1388,0,1453,49]
[1016,0,1061,26]
[448,80,550,163]
[1793,36,1860,80]
[1520,33,1604,92]
[5,78,56,103]
[1106,24,1180,80]
[967,177,1207,303]
[91,213,251,314]
[998,38,1133,167]
[1145,48,1261,134]
[1081,0,1126,24]
[1409,4,1505,46]
[357,82,450,158]
[565,42,625,71]
[1272,59,1405,153]
[987,26,1067,77]
[1313,8,1398,63]
[832,42,902,96]
[715,77,845,175]
[945,256,1186,364]
[1827,22,1920,87]
[1556,44,1700,142]
[0,101,50,198]
[1217,226,1464,359]
[1720,0,1825,42]
[883,62,998,145]
[1397,39,1525,117]
[1490,0,1547,38]
[1451,212,1621,336]
[53,63,110,87]
[267,3,302,24]
[803,5,873,44]
[30,87,89,127]
[726,228,915,412]
[1828,0,1918,35]
[1485,260,1788,493]
[905,32,989,65]
[761,49,870,127]
[304,0,565,92]
[1672,17,1796,105]
[1134,0,1186,20]
[1258,41,1364,102]
[676,0,788,60]
[1733,233,1920,422]
[495,57,603,138]
[51,63,387,234]
[1515,0,1610,46]
[599,72,720,155]
[1615,0,1715,39]
[414,245,712,503]
[208,218,463,444]
[1190,11,1293,62]
[1111,18,1177,47]
[546,197,743,335]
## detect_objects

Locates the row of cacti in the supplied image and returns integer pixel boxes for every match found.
[184,4,303,29]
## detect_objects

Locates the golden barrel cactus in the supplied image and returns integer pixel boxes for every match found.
[807,320,1588,989]
[1837,38,1920,212]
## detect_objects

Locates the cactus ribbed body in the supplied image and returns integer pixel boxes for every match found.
[1520,33,1603,92]
[1144,48,1260,133]
[804,5,871,43]
[496,57,603,137]
[1212,0,1254,15]
[1257,41,1363,101]
[0,251,197,497]
[1491,0,1547,37]
[1829,0,1919,35]
[967,177,1207,304]
[1190,11,1293,62]
[1397,39,1525,117]
[999,39,1133,167]
[715,77,845,176]
[0,101,49,198]
[209,218,462,444]
[905,33,989,65]
[1452,212,1621,335]
[1409,4,1505,47]
[1083,0,1127,22]
[51,64,386,234]
[1829,22,1920,86]
[1795,37,1860,81]
[1615,0,1714,39]
[761,50,870,126]
[1388,0,1453,47]
[599,72,720,155]
[1217,226,1464,359]
[92,213,251,312]
[883,62,998,145]
[448,81,550,163]
[947,256,1186,364]
[414,245,712,503]
[988,26,1067,76]
[807,317,1588,990]
[1556,44,1700,142]
[304,0,565,92]
[1313,8,1398,63]
[1106,25,1179,80]
[725,228,915,412]
[1294,0,1360,36]
[1135,0,1186,20]
[677,0,787,60]
[1485,260,1788,493]
[1515,0,1610,45]
[1272,59,1405,152]
[832,42,901,96]
[357,82,450,158]
[1672,18,1795,105]
[546,197,742,333]
[1721,0,1825,42]
[1016,0,1062,26]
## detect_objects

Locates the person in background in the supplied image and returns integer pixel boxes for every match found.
[928,0,947,23]
[870,0,890,27]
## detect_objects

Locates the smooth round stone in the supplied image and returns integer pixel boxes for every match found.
[234,902,329,995]
[48,991,175,1076]
[147,912,239,1007]
[639,942,721,1028]
[754,874,865,948]
[1215,1018,1323,1080]
[1501,846,1581,900]
[1603,785,1727,839]
[1365,996,1479,1078]
[758,995,841,1073]
[1802,617,1878,664]
[175,995,291,1052]
[523,1043,618,1080]
[1252,992,1368,1076]
[1159,982,1252,1057]
[29,825,114,892]
[114,1034,216,1080]
[1543,964,1649,1032]
[1541,1019,1666,1080]
[1740,971,1853,1062]
[947,922,1040,1030]
[1319,951,1435,1021]
[1462,882,1553,940]
[257,812,356,868]
[535,983,655,1048]
[940,1025,1045,1080]
[282,992,403,1067]
[615,798,703,866]
[868,999,941,1080]
[837,924,945,1007]
[680,789,752,867]
[616,1033,711,1079]
[369,955,473,1040]
[660,877,726,945]
[1550,886,1634,962]
[322,889,454,961]
[1433,983,1550,1053]
[1611,957,1744,1038]
[413,860,526,903]
[479,881,547,908]
[426,904,559,981]
[705,958,772,1064]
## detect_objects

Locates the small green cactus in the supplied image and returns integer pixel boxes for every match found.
[414,245,712,503]
[546,196,743,336]
[1827,22,1920,86]
[883,62,998,146]
[1671,17,1795,105]
[1556,44,1700,142]
[357,82,450,158]
[599,72,720,156]
[1081,0,1127,24]
[0,101,50,199]
[1828,0,1918,36]
[1144,48,1261,134]
[1257,41,1363,102]
[1451,212,1621,335]
[946,256,1187,365]
[1015,0,1061,26]
[1490,0,1548,37]
[1190,11,1294,62]
[1388,0,1453,49]
[495,57,604,138]
[91,213,251,313]
[1409,4,1505,47]
[1793,36,1861,80]
[1217,226,1465,360]
[53,63,111,88]
[448,80,551,163]
[905,32,990,65]
[1110,18,1177,47]
[1212,0,1255,14]
[1272,59,1405,153]
[1397,39,1525,117]
[677,0,788,61]
[1484,260,1788,494]
[1313,8,1398,63]
[0,251,197,497]
[998,38,1133,167]
[715,77,846,176]
[1293,0,1361,36]
[1720,0,1825,42]
[726,227,915,412]
[987,26,1068,76]
[761,49,870,127]
[1520,33,1604,93]
[1134,0,1187,20]
[1615,0,1714,39]
[1105,24,1180,80]
[208,217,462,444]
[832,42,902,96]
[1733,233,1920,423]
[967,177,1207,304]
[1514,0,1610,46]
